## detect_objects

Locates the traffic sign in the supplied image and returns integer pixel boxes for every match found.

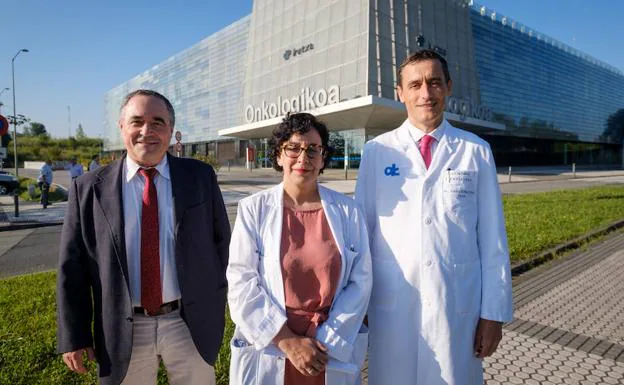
[174,142,182,153]
[0,115,8,136]
[175,131,182,142]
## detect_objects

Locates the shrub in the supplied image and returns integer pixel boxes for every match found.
[192,153,221,172]
[18,177,67,203]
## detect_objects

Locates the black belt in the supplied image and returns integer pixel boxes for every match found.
[134,299,181,316]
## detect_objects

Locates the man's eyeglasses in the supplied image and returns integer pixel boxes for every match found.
[281,143,326,159]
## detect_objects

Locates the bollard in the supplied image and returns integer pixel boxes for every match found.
[508,166,512,183]
[227,160,231,173]
[13,190,19,218]
[572,163,576,179]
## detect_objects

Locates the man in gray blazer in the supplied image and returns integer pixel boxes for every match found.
[57,89,231,385]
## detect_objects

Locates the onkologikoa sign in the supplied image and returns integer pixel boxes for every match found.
[245,85,340,123]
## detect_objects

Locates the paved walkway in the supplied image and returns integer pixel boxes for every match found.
[359,232,624,384]
[485,232,624,384]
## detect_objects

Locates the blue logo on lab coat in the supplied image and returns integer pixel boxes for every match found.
[384,163,400,176]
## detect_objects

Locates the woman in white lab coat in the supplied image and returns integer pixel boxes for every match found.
[227,112,372,385]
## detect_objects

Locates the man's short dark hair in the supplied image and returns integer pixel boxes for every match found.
[397,49,451,87]
[119,89,176,127]
[268,112,331,173]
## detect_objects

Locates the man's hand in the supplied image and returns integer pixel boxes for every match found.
[273,325,328,376]
[62,348,95,373]
[474,318,503,359]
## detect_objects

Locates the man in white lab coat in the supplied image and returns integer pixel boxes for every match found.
[355,49,513,384]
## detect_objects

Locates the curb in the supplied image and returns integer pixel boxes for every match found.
[0,221,63,232]
[510,218,624,276]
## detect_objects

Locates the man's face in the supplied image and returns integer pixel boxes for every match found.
[397,59,452,132]
[119,95,173,167]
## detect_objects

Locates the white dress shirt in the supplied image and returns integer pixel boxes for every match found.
[405,120,446,158]
[123,155,181,307]
[88,160,100,172]
[69,163,84,179]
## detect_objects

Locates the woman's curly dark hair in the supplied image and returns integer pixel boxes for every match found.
[268,112,331,173]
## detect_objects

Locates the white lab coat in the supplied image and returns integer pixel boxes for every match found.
[227,183,372,385]
[355,120,513,385]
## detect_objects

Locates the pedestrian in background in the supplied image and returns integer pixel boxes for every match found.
[356,49,513,384]
[68,157,84,180]
[57,89,231,385]
[37,159,53,209]
[88,154,101,171]
[227,112,371,385]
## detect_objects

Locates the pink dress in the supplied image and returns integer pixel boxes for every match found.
[280,206,342,385]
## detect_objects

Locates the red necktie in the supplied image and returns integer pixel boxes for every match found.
[419,135,434,169]
[140,168,162,314]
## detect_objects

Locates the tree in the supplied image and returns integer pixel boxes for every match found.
[24,122,48,136]
[76,123,86,140]
[7,114,30,127]
[600,109,624,144]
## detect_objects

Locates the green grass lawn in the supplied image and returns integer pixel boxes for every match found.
[1,185,624,384]
[0,271,234,385]
[17,177,66,203]
[503,185,624,261]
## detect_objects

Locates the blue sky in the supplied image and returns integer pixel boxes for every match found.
[1,0,622,139]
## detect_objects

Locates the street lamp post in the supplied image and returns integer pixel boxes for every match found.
[12,49,29,178]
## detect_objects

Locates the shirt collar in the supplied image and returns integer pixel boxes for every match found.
[125,155,170,182]
[406,119,447,144]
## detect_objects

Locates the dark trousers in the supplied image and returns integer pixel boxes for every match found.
[38,182,50,208]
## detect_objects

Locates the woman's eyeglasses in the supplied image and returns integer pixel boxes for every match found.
[281,143,326,159]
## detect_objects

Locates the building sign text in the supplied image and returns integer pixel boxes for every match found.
[245,85,340,123]
[446,96,492,121]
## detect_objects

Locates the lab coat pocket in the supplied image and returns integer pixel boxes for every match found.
[453,260,481,315]
[342,247,358,284]
[229,330,260,385]
[370,259,399,311]
[443,170,477,218]
[352,324,369,371]
[325,324,368,385]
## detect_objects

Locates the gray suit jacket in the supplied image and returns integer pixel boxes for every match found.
[56,153,231,385]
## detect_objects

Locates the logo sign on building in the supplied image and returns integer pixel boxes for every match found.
[0,115,9,137]
[446,96,493,121]
[283,43,315,60]
[245,85,340,123]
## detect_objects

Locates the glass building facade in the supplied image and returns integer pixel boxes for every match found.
[469,3,624,165]
[104,0,624,167]
[104,16,250,158]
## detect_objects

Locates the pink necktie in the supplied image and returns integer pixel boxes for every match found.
[139,168,162,314]
[419,135,434,169]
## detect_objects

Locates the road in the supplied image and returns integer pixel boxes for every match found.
[19,167,72,191]
[0,226,62,279]
[0,205,239,279]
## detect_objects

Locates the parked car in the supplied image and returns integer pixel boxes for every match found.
[0,171,19,195]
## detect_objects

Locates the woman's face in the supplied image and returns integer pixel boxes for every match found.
[278,129,325,187]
